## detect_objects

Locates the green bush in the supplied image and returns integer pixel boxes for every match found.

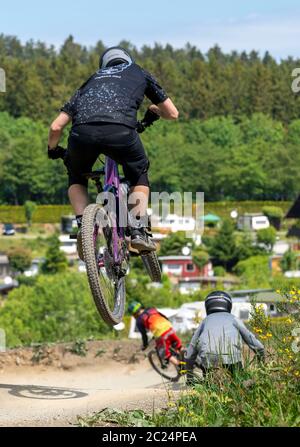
[234,256,271,288]
[0,272,111,347]
[24,200,37,227]
[159,232,192,257]
[262,206,284,230]
[7,246,32,273]
[192,249,209,269]
[41,234,68,274]
[280,249,298,272]
[213,266,226,277]
[208,219,238,271]
[256,227,277,252]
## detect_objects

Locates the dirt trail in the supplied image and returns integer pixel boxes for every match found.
[0,341,182,427]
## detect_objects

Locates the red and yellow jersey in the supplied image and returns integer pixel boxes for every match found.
[137,308,172,338]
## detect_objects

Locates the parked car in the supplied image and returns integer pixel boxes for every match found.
[2,223,15,236]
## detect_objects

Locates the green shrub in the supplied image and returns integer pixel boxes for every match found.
[213,266,226,277]
[262,206,284,230]
[208,219,238,271]
[0,272,111,347]
[192,249,209,269]
[24,200,37,227]
[159,232,192,257]
[41,234,68,274]
[280,249,298,272]
[234,256,271,288]
[256,226,277,252]
[7,246,32,273]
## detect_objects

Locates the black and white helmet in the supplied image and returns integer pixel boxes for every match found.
[205,290,232,315]
[99,46,134,69]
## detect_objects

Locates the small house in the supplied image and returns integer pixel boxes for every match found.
[159,255,213,279]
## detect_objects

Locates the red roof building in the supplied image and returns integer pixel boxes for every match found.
[158,255,213,279]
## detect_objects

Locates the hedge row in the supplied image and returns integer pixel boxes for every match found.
[203,201,292,219]
[0,201,293,224]
[0,205,73,224]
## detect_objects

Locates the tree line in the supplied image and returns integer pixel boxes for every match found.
[0,34,300,123]
[0,35,300,204]
[1,111,300,204]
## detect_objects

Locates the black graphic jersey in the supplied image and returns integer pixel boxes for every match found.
[61,63,168,128]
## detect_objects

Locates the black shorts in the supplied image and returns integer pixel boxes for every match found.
[65,123,149,188]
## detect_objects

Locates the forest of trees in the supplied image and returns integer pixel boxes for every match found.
[0,34,300,204]
[1,111,300,204]
[1,34,300,123]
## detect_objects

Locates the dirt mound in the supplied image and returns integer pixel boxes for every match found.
[0,339,142,372]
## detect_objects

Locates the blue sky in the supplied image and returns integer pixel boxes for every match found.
[0,0,300,58]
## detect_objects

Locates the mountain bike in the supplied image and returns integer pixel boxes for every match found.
[147,342,186,382]
[63,113,162,326]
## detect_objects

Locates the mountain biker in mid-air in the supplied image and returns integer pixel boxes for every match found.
[185,291,265,384]
[128,301,183,367]
[47,46,179,259]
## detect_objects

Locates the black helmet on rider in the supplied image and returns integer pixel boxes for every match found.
[99,46,134,69]
[205,290,232,315]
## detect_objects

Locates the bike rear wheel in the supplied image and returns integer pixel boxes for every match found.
[81,204,126,326]
[148,349,181,382]
[141,251,162,282]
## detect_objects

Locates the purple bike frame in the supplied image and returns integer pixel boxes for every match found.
[103,156,125,264]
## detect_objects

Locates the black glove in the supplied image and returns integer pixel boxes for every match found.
[143,108,160,125]
[136,109,160,133]
[136,121,146,133]
[48,145,67,160]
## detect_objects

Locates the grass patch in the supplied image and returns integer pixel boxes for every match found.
[77,408,155,427]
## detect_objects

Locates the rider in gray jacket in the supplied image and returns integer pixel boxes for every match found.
[185,291,265,379]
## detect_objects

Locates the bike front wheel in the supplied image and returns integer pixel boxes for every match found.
[148,349,181,382]
[81,204,126,326]
[141,251,162,282]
